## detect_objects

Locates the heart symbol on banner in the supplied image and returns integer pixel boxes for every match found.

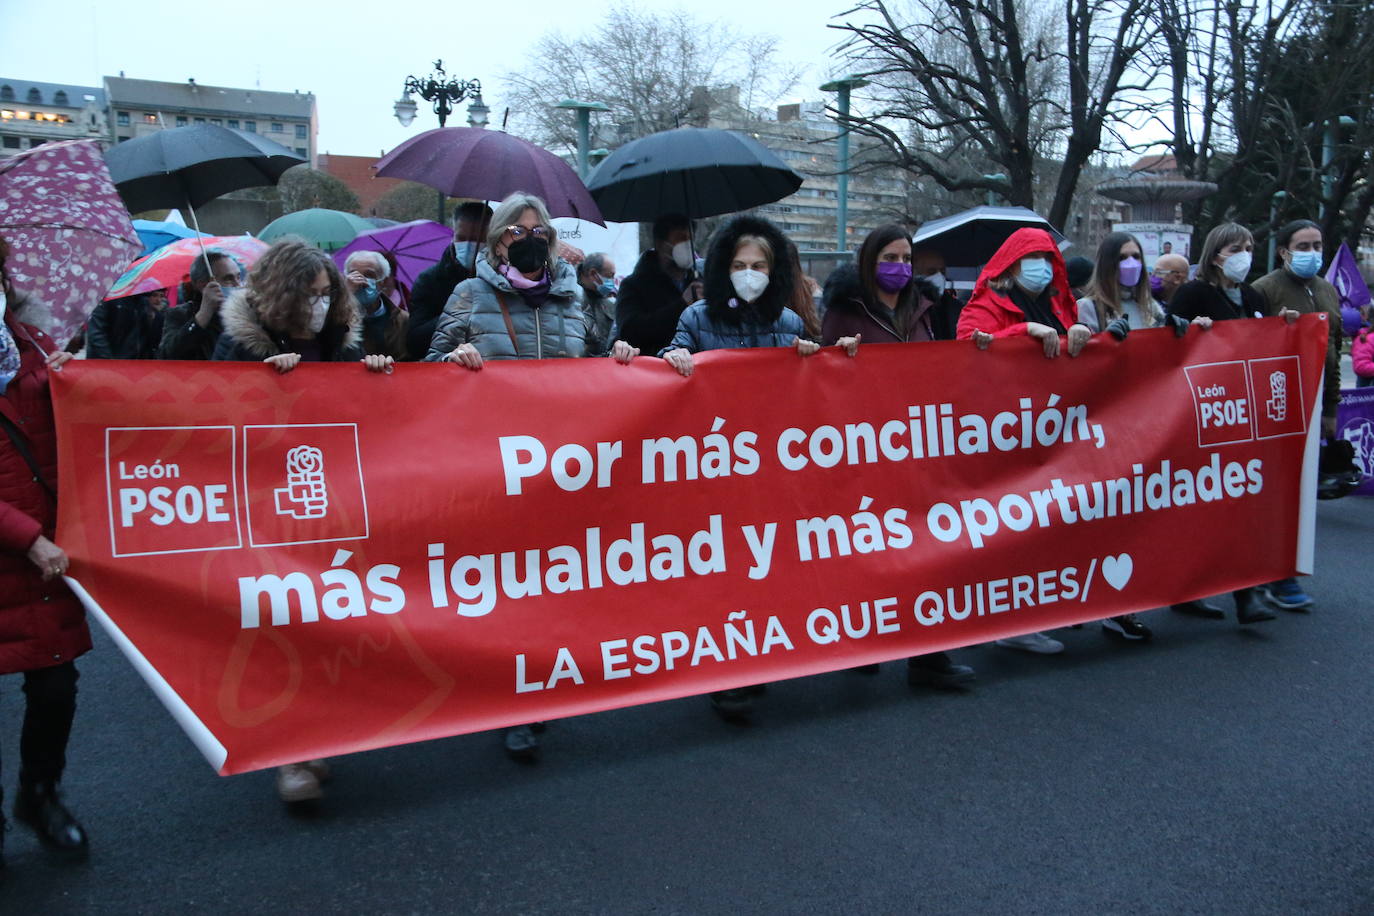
[1102,554,1134,591]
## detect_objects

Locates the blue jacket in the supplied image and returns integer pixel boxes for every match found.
[661,301,805,355]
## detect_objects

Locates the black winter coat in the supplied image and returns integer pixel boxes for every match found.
[614,249,699,355]
[406,243,474,360]
[158,299,222,360]
[1168,279,1266,323]
[86,295,164,359]
[819,261,947,344]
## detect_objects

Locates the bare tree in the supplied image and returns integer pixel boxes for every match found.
[828,0,1157,230]
[276,167,361,215]
[1146,0,1374,248]
[503,6,802,154]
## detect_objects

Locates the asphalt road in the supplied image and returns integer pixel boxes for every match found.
[2,497,1371,914]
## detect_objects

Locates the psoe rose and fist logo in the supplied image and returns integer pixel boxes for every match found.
[104,423,369,556]
[1183,357,1305,448]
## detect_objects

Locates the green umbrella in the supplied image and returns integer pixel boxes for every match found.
[258,208,374,252]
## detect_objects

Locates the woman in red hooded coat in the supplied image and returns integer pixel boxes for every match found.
[0,235,91,865]
[956,227,1092,359]
[955,228,1093,655]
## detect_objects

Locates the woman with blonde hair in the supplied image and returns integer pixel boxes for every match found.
[425,192,592,761]
[425,192,591,366]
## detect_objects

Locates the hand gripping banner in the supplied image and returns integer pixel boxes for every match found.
[52,316,1326,774]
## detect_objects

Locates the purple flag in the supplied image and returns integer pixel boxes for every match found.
[1326,242,1370,336]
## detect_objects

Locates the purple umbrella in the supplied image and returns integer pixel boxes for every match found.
[333,219,453,291]
[0,139,142,347]
[374,127,604,225]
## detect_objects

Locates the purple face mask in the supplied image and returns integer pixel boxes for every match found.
[875,261,912,293]
[1118,256,1143,289]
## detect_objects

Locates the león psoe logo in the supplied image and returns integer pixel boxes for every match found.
[274,445,328,519]
[1266,371,1287,423]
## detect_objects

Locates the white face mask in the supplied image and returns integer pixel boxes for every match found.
[454,241,479,269]
[307,295,330,334]
[671,241,695,271]
[1220,251,1252,283]
[730,269,769,304]
[0,288,6,321]
[925,272,947,292]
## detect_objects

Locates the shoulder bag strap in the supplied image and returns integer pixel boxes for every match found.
[0,412,56,499]
[495,292,520,357]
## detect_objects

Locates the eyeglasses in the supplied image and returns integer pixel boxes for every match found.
[1153,269,1186,278]
[504,225,549,241]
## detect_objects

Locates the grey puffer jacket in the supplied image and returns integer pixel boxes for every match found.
[424,259,590,361]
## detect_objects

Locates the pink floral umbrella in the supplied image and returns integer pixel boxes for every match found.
[0,139,141,347]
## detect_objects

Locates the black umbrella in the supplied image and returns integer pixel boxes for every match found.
[586,127,802,221]
[104,124,305,214]
[910,206,1069,267]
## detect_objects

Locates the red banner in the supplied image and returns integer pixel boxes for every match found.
[53,316,1325,774]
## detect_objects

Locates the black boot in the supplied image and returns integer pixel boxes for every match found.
[1171,598,1225,619]
[907,652,976,689]
[503,724,540,762]
[14,781,88,859]
[1235,589,1276,625]
[709,689,754,723]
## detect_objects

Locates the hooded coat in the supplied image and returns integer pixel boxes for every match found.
[820,261,946,344]
[660,215,805,355]
[211,289,363,362]
[955,228,1077,340]
[0,298,91,675]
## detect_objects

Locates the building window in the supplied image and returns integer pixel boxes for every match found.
[270,122,283,133]
[176,116,187,127]
[0,86,12,102]
[295,147,308,158]
[53,90,68,106]
[228,119,239,129]
[295,124,306,139]
[118,135,131,143]
[210,118,221,126]
[143,113,158,124]
[116,111,129,126]
[1,136,19,149]
[194,117,205,124]
[244,120,256,132]
[26,88,40,104]
[29,137,43,148]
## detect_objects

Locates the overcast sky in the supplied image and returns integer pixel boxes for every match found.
[2,0,861,156]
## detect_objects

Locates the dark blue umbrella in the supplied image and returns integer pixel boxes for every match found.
[104,124,305,214]
[586,127,802,221]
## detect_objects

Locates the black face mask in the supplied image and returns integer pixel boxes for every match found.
[507,237,549,274]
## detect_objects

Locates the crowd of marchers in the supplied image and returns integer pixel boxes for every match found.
[0,190,1349,856]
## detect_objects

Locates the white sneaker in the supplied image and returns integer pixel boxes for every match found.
[276,763,323,802]
[995,632,1065,655]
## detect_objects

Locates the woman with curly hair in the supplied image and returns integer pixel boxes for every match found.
[212,238,392,804]
[212,239,391,373]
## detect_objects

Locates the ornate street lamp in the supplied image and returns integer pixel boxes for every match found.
[394,60,482,130]
[392,60,484,222]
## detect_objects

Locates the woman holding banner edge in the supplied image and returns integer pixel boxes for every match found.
[425,191,594,761]
[956,227,1090,655]
[819,223,976,687]
[0,234,91,865]
[212,238,393,803]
